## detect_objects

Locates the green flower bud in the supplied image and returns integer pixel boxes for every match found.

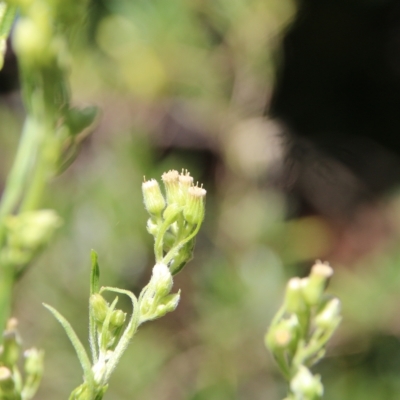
[265,314,299,352]
[284,278,307,315]
[24,348,44,399]
[162,170,180,204]
[6,210,62,251]
[302,261,333,306]
[183,185,206,225]
[168,238,195,275]
[0,366,15,394]
[150,263,173,298]
[146,219,159,236]
[0,318,21,367]
[100,329,115,350]
[315,298,341,331]
[290,366,323,399]
[12,15,51,64]
[139,264,178,323]
[90,294,109,323]
[24,348,44,377]
[155,292,180,318]
[163,231,176,252]
[69,383,90,400]
[110,310,126,329]
[142,179,166,216]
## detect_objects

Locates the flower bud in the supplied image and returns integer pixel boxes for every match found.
[161,170,180,204]
[6,210,62,251]
[69,383,90,400]
[142,179,166,216]
[146,218,158,236]
[290,366,323,399]
[12,15,51,64]
[90,294,109,323]
[168,239,195,275]
[0,319,21,367]
[265,314,299,352]
[110,310,126,329]
[149,263,173,298]
[178,170,194,204]
[24,348,44,375]
[183,185,206,225]
[302,261,333,306]
[155,292,180,318]
[315,298,341,331]
[0,366,15,394]
[284,278,306,315]
[139,264,173,321]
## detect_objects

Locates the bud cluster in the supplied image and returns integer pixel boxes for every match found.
[89,293,127,353]
[1,210,62,273]
[139,263,180,324]
[142,169,206,274]
[266,261,341,400]
[0,318,44,400]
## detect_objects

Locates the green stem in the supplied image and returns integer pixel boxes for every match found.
[0,262,14,345]
[0,118,41,243]
[18,140,49,213]
[0,117,43,342]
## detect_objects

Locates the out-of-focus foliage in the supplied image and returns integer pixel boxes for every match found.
[1,0,400,398]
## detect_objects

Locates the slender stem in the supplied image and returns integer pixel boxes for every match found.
[18,136,49,213]
[0,117,43,342]
[0,117,41,243]
[0,262,14,345]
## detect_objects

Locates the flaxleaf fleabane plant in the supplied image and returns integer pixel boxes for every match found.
[44,169,206,400]
[266,262,342,400]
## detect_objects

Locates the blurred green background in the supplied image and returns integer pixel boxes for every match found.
[2,0,400,398]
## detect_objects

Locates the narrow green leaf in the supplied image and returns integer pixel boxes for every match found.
[90,250,100,295]
[43,304,95,398]
[89,250,100,363]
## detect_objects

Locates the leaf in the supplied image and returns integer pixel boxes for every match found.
[90,250,100,295]
[89,250,101,363]
[43,303,95,398]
